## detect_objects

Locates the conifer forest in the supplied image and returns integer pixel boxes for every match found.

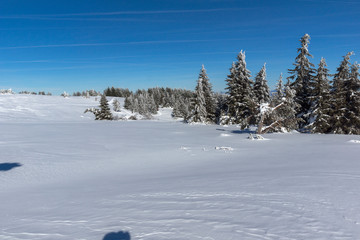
[102,34,360,135]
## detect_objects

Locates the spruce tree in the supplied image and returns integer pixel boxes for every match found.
[97,95,113,120]
[191,75,207,123]
[329,52,353,134]
[272,73,284,106]
[200,65,216,123]
[282,80,300,131]
[253,63,270,104]
[311,58,332,133]
[225,50,256,128]
[344,62,360,134]
[288,34,315,128]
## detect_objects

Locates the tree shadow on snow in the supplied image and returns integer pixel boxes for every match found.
[0,163,22,171]
[231,129,254,134]
[103,231,131,240]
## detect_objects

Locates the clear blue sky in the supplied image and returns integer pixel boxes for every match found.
[0,0,359,95]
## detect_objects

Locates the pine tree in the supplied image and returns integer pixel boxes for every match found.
[225,50,256,128]
[288,34,315,128]
[253,63,271,104]
[329,52,353,134]
[97,95,113,120]
[310,58,332,133]
[191,76,207,123]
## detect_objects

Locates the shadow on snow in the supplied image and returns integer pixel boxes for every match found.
[0,163,22,172]
[103,231,131,240]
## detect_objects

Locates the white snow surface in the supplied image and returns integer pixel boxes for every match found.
[1,95,360,240]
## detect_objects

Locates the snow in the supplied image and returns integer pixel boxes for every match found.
[1,95,360,239]
[259,103,271,114]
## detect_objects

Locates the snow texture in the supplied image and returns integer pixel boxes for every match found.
[1,95,360,240]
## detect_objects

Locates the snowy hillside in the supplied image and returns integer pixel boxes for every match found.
[1,95,360,240]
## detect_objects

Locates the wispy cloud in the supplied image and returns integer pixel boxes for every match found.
[0,64,144,72]
[313,33,360,38]
[0,39,224,50]
[0,8,244,20]
[0,60,50,64]
[0,36,295,50]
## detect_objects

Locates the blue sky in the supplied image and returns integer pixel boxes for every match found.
[0,0,359,95]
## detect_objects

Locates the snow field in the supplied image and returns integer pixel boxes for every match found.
[1,95,360,239]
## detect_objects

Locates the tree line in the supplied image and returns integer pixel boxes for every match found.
[98,34,359,134]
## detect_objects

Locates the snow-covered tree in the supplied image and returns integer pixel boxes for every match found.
[288,34,315,128]
[253,63,270,104]
[112,99,121,112]
[225,50,256,128]
[200,65,216,123]
[172,100,182,118]
[329,52,353,134]
[84,95,112,120]
[310,58,332,133]
[281,80,300,131]
[256,101,286,134]
[215,93,228,125]
[344,62,360,134]
[97,95,113,120]
[61,91,69,98]
[273,73,284,104]
[172,98,191,122]
[191,74,207,123]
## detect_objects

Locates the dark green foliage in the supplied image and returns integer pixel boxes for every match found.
[191,71,207,123]
[288,34,316,128]
[281,80,301,131]
[121,87,193,119]
[225,51,256,128]
[96,95,113,120]
[189,65,216,123]
[104,87,132,98]
[215,93,228,125]
[329,52,353,134]
[200,65,217,123]
[344,62,360,134]
[310,58,332,133]
[253,63,270,104]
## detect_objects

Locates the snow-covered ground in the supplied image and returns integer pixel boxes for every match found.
[1,94,360,240]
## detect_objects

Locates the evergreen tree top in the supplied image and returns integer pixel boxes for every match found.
[276,73,284,98]
[334,52,353,81]
[350,61,360,80]
[257,63,266,79]
[316,57,330,81]
[319,57,327,68]
[300,34,311,51]
[237,50,246,64]
[294,34,315,67]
